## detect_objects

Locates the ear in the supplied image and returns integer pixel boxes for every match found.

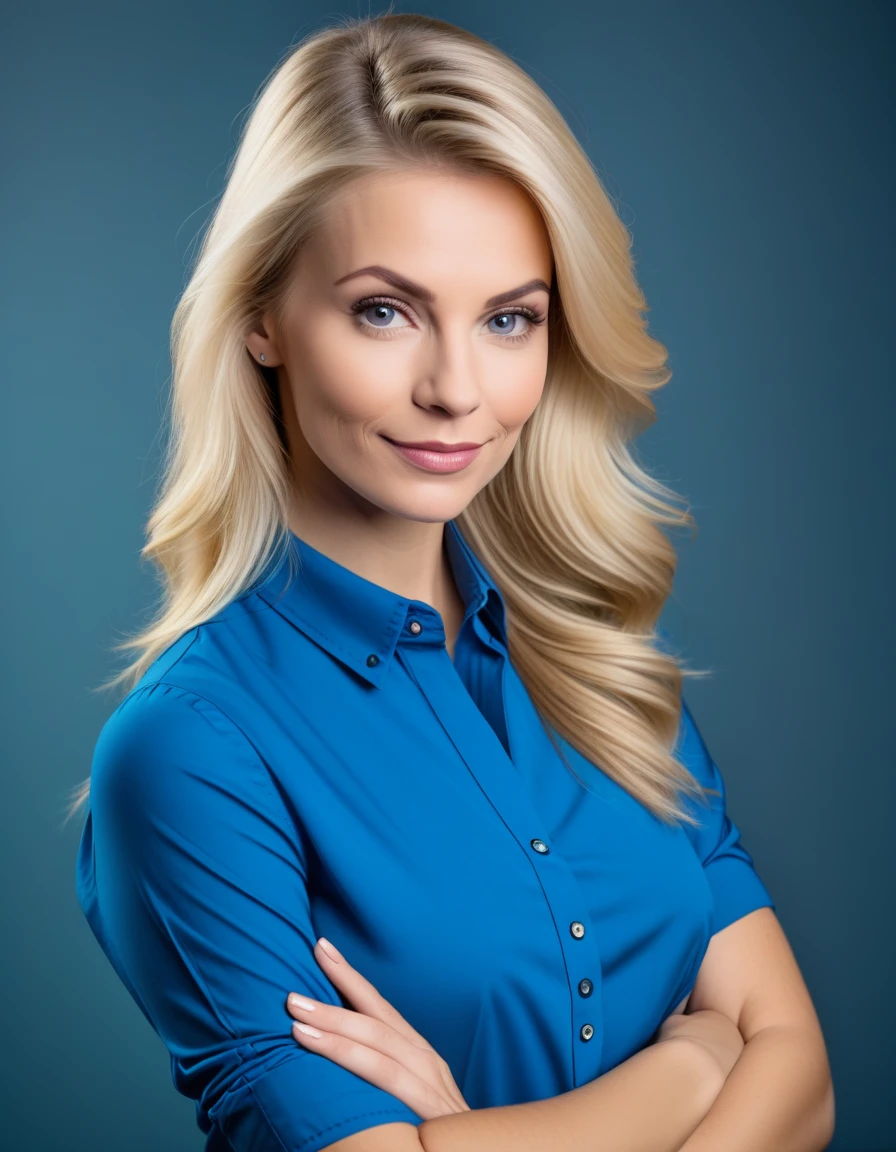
[245,313,284,367]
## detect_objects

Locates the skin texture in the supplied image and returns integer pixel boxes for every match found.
[675,906,836,1150]
[246,167,554,659]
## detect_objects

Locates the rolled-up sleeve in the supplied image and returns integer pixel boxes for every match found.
[676,697,776,937]
[75,681,422,1152]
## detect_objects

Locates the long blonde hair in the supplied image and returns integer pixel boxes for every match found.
[67,11,713,826]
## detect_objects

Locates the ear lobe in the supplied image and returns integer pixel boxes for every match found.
[245,311,285,367]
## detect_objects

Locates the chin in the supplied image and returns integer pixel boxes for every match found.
[366,488,477,525]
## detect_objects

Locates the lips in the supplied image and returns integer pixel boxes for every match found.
[384,437,482,451]
[382,436,484,474]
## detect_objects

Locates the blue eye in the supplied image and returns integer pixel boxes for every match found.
[351,300,412,332]
[364,304,404,328]
[350,295,546,344]
[489,313,525,336]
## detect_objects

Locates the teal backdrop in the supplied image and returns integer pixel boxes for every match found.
[3,1,892,1149]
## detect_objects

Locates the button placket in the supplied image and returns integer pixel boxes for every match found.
[399,641,605,1081]
[569,922,593,1041]
[530,842,595,1043]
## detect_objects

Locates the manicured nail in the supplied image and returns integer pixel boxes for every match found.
[288,994,316,1012]
[294,1021,323,1039]
[317,937,341,962]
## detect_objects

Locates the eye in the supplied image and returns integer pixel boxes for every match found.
[349,295,547,344]
[483,308,546,345]
[351,300,413,334]
[487,312,538,342]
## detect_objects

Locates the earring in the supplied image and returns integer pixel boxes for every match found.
[260,353,266,362]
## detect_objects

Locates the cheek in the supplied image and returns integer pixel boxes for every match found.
[295,326,406,423]
[489,356,547,428]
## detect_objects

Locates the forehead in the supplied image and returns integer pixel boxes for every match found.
[303,168,552,287]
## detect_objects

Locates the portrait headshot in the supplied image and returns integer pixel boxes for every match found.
[4,3,891,1151]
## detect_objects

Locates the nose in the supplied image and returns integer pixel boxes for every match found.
[412,327,483,416]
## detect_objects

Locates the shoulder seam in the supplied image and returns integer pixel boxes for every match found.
[158,626,202,678]
[131,679,300,849]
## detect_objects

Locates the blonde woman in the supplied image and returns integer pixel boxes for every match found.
[71,12,834,1152]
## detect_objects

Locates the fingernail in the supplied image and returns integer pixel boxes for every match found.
[293,1021,323,1038]
[288,994,316,1011]
[317,937,341,963]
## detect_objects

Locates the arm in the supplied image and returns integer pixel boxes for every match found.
[675,909,835,1152]
[677,1026,834,1152]
[323,1036,722,1152]
[278,937,733,1152]
[76,683,422,1152]
[670,700,835,1150]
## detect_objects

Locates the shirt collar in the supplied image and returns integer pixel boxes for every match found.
[254,519,508,688]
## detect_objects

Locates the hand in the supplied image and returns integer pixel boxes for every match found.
[656,1007,746,1085]
[286,937,471,1122]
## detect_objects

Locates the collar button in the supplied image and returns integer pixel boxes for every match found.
[409,620,422,635]
[366,654,380,667]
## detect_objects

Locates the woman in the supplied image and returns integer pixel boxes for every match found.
[71,13,834,1152]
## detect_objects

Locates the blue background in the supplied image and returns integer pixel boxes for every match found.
[2,2,891,1149]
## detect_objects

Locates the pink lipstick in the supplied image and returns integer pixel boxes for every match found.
[382,436,483,474]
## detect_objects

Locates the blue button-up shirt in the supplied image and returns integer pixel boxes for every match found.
[76,518,775,1152]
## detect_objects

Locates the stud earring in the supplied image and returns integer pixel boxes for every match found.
[260,353,266,362]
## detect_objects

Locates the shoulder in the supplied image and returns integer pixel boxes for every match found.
[122,587,285,720]
[674,697,718,787]
[130,587,323,710]
[90,674,266,832]
[671,696,731,850]
[651,629,713,778]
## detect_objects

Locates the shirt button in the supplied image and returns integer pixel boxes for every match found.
[578,978,593,997]
[570,921,585,939]
[580,1023,594,1042]
[530,839,549,854]
[366,654,379,667]
[409,620,422,635]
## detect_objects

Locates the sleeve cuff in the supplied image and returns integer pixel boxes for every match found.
[206,1051,423,1152]
[703,854,776,938]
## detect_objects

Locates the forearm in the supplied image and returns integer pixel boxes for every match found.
[418,1038,717,1152]
[676,1025,835,1152]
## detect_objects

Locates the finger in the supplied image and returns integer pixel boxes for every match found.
[291,1023,455,1122]
[288,994,439,1077]
[313,937,433,1049]
[288,993,468,1114]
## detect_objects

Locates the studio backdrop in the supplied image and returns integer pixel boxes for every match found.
[2,2,892,1150]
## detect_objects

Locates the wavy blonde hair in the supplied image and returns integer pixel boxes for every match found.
[67,10,714,826]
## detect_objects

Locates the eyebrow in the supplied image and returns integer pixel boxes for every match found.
[332,265,551,309]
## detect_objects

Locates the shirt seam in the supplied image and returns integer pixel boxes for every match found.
[293,1104,417,1150]
[152,625,201,679]
[216,1073,414,1151]
[235,1079,291,1152]
[138,678,296,835]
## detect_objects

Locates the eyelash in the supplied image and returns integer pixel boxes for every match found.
[349,295,547,345]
